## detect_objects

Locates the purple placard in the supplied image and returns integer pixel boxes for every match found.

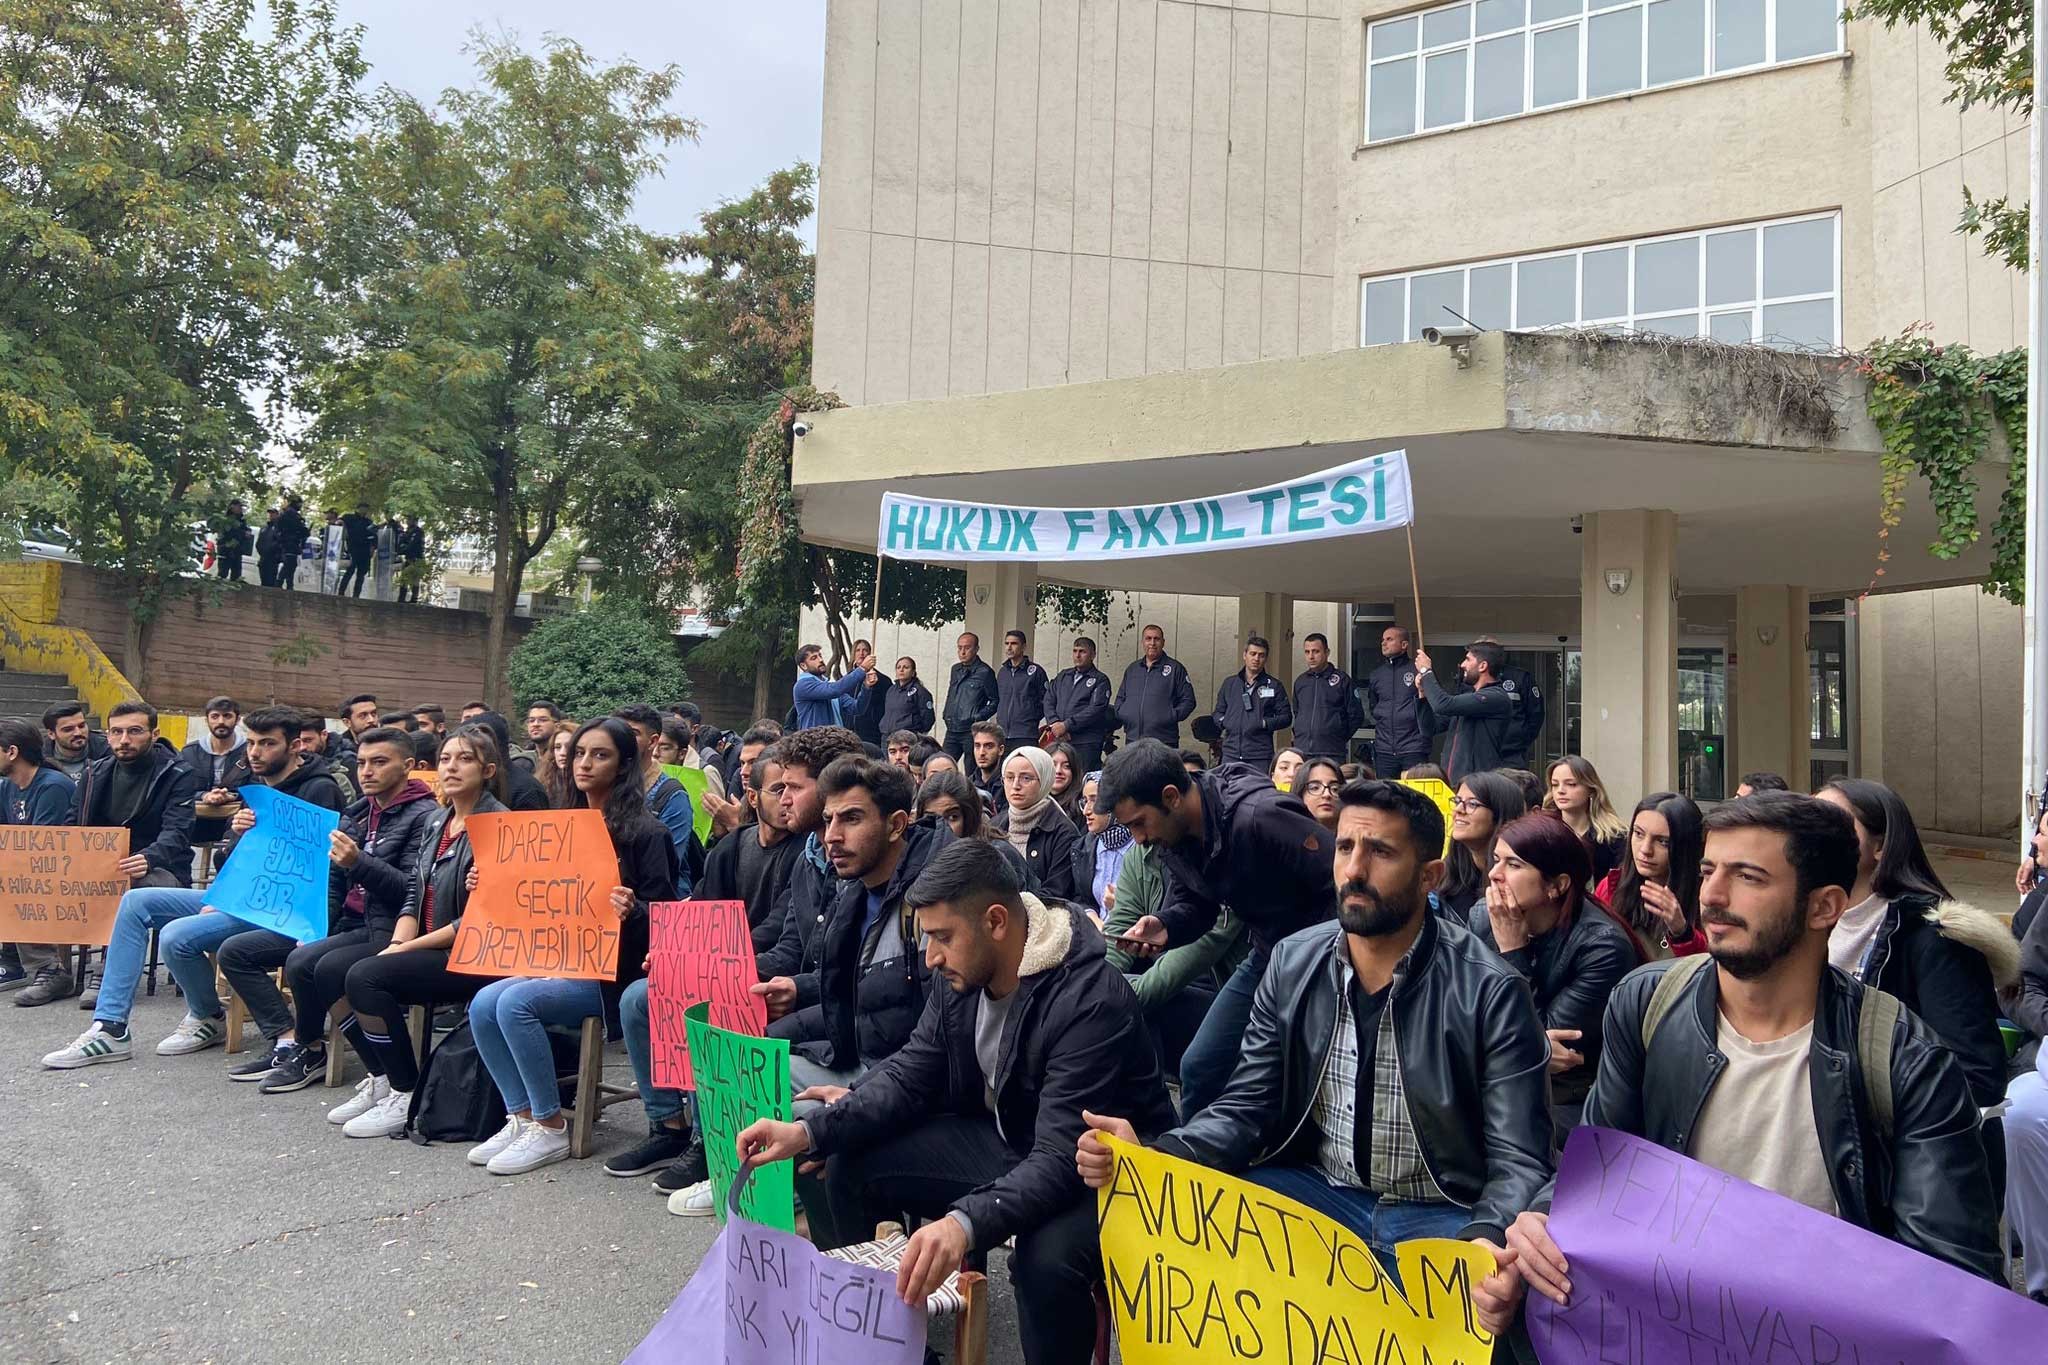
[1531,1126,2045,1365]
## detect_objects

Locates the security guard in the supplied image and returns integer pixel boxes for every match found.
[1289,631,1364,762]
[941,631,999,759]
[1044,636,1114,772]
[1212,634,1291,769]
[1116,623,1198,748]
[1363,625,1429,777]
[994,629,1048,754]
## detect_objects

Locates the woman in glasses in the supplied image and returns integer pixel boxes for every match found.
[1069,770,1132,919]
[1437,770,1526,918]
[1295,757,1346,832]
[992,745,1079,901]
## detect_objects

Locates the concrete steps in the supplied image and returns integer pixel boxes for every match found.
[0,670,83,726]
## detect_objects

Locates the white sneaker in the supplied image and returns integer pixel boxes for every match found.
[43,1022,134,1069]
[667,1179,715,1217]
[467,1116,525,1167]
[327,1074,389,1125]
[155,1013,226,1056]
[342,1086,412,1138]
[486,1119,571,1174]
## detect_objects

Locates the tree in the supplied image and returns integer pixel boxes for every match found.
[1853,0,2030,269]
[507,596,688,718]
[0,0,366,681]
[299,34,696,708]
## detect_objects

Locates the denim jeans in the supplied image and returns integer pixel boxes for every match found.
[468,975,603,1121]
[155,909,265,1024]
[1175,946,1268,1118]
[94,888,211,1026]
[1241,1165,1470,1291]
[619,977,686,1125]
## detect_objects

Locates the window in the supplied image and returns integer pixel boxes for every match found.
[1365,0,1842,142]
[1358,211,1838,350]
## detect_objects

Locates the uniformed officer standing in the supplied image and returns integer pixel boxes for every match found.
[1363,625,1430,777]
[994,629,1048,755]
[877,655,936,739]
[1289,631,1364,762]
[1115,623,1198,748]
[1043,636,1113,772]
[1212,634,1291,768]
[941,632,999,759]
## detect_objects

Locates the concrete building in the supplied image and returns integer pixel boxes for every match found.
[793,0,2028,837]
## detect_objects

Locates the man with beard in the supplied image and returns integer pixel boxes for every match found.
[1077,778,1551,1284]
[1477,793,2002,1332]
[179,695,249,847]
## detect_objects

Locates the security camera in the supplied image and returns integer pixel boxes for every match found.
[1570,514,1584,535]
[791,419,811,438]
[1420,323,1481,346]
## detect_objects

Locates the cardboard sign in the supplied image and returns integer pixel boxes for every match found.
[448,809,622,980]
[648,900,766,1090]
[1095,1137,1495,1364]
[687,1001,794,1232]
[660,764,714,842]
[205,786,341,943]
[1530,1126,2048,1365]
[0,826,130,945]
[409,766,443,795]
[1401,776,1456,855]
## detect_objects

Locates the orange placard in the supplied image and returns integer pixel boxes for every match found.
[447,810,622,981]
[409,766,443,795]
[0,826,130,945]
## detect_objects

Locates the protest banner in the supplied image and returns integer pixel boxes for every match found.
[1531,1126,2048,1364]
[879,450,1415,564]
[409,766,443,796]
[1401,777,1456,855]
[648,901,766,1090]
[1095,1137,1495,1364]
[687,1000,794,1232]
[0,826,130,946]
[659,763,714,842]
[205,786,341,943]
[625,1169,924,1365]
[448,810,621,981]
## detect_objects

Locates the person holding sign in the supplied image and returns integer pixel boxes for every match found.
[1413,642,1515,784]
[1077,779,1552,1291]
[1,718,80,1006]
[738,839,1176,1365]
[1478,794,2003,1337]
[464,717,677,1175]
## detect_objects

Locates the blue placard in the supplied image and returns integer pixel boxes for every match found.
[204,784,340,943]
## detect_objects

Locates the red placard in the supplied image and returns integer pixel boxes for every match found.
[647,900,766,1090]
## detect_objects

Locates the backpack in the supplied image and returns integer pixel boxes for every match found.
[648,774,707,885]
[1640,953,1900,1140]
[405,1019,505,1145]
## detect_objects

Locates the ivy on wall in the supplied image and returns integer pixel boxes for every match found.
[1859,328,2027,603]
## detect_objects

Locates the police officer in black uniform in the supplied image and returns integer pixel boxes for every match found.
[1288,630,1364,763]
[1212,634,1291,769]
[1044,636,1113,772]
[1363,625,1430,777]
[994,629,1048,755]
[1116,623,1198,749]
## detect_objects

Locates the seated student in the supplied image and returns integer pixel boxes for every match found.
[613,703,696,893]
[42,707,341,1069]
[1296,756,1345,833]
[469,711,551,811]
[1045,741,1084,826]
[466,717,678,1175]
[1596,791,1707,957]
[332,724,510,1137]
[910,741,953,783]
[1079,779,1552,1281]
[966,720,1005,806]
[1814,778,2014,1111]
[1544,754,1629,884]
[1269,746,1306,793]
[884,729,918,772]
[914,769,1029,886]
[991,746,1079,901]
[738,840,1176,1365]
[1436,770,1525,918]
[697,725,772,841]
[2004,807,2048,1303]
[225,726,438,1090]
[1,717,79,1005]
[751,726,869,983]
[1070,770,1128,916]
[1401,761,1446,782]
[1477,793,2002,1336]
[1735,770,1790,797]
[698,749,803,956]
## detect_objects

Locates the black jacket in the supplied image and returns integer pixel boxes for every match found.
[995,657,1048,743]
[1467,901,1640,1111]
[1364,654,1428,761]
[398,525,426,561]
[1044,665,1113,746]
[1498,664,1546,763]
[505,765,551,812]
[1859,893,2016,1109]
[73,739,199,885]
[700,824,805,957]
[779,817,955,1070]
[755,835,838,981]
[847,674,886,746]
[1289,664,1364,761]
[1116,655,1197,747]
[606,815,682,1006]
[330,781,439,934]
[178,739,249,844]
[2012,886,2048,1047]
[398,793,509,932]
[277,507,310,560]
[1157,913,1552,1244]
[806,899,1177,1251]
[942,657,999,739]
[877,678,936,738]
[1417,671,1513,782]
[1155,764,1335,954]
[992,804,1081,902]
[1549,960,2003,1281]
[1212,671,1291,767]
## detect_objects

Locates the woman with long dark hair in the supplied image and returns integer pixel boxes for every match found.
[1815,777,2014,1108]
[1595,791,1706,957]
[915,769,1030,885]
[538,719,577,808]
[1046,741,1085,824]
[1474,812,1647,1137]
[464,717,678,1174]
[1295,756,1346,832]
[1544,754,1628,881]
[1437,770,1526,916]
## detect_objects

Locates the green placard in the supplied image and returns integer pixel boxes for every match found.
[684,1000,794,1231]
[661,764,715,843]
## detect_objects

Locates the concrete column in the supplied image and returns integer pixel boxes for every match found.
[963,564,1038,654]
[1734,585,1811,791]
[1579,510,1678,801]
[1236,593,1297,658]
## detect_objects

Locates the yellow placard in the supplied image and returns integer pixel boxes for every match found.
[1401,777,1457,856]
[1096,1138,1495,1364]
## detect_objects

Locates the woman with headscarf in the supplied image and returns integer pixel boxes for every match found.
[1070,769,1132,918]
[992,744,1080,901]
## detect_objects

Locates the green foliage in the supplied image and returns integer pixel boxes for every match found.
[1850,0,2030,270]
[507,597,689,717]
[1859,328,2027,602]
[267,631,330,669]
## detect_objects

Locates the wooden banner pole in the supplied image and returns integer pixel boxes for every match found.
[870,550,885,645]
[1404,525,1425,654]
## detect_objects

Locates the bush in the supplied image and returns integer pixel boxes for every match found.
[507,598,689,718]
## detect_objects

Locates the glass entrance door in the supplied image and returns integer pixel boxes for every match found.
[1678,648,1727,801]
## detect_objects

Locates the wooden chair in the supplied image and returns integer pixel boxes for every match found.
[557,1015,636,1159]
[824,1223,988,1365]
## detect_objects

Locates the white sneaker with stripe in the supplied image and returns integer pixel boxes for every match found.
[43,1022,133,1069]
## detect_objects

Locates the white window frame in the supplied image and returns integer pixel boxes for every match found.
[1357,211,1841,351]
[1364,0,1845,144]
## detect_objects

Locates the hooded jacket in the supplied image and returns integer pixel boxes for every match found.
[330,779,439,935]
[1153,764,1335,954]
[178,738,250,844]
[877,677,936,738]
[73,738,198,886]
[1116,654,1198,747]
[942,657,1000,738]
[804,898,1178,1252]
[1364,653,1429,761]
[1858,893,2018,1109]
[1212,670,1292,768]
[1290,663,1365,761]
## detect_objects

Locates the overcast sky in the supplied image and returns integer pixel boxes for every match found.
[330,1,827,240]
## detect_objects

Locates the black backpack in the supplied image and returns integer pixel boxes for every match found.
[404,1020,505,1145]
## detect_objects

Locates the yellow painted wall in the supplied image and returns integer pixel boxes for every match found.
[0,561,144,726]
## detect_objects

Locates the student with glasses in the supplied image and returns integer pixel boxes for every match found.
[1296,757,1346,832]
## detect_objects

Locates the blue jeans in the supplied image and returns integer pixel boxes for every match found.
[1242,1165,1470,1291]
[468,975,603,1121]
[1176,947,1267,1118]
[620,977,686,1125]
[96,889,237,1026]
